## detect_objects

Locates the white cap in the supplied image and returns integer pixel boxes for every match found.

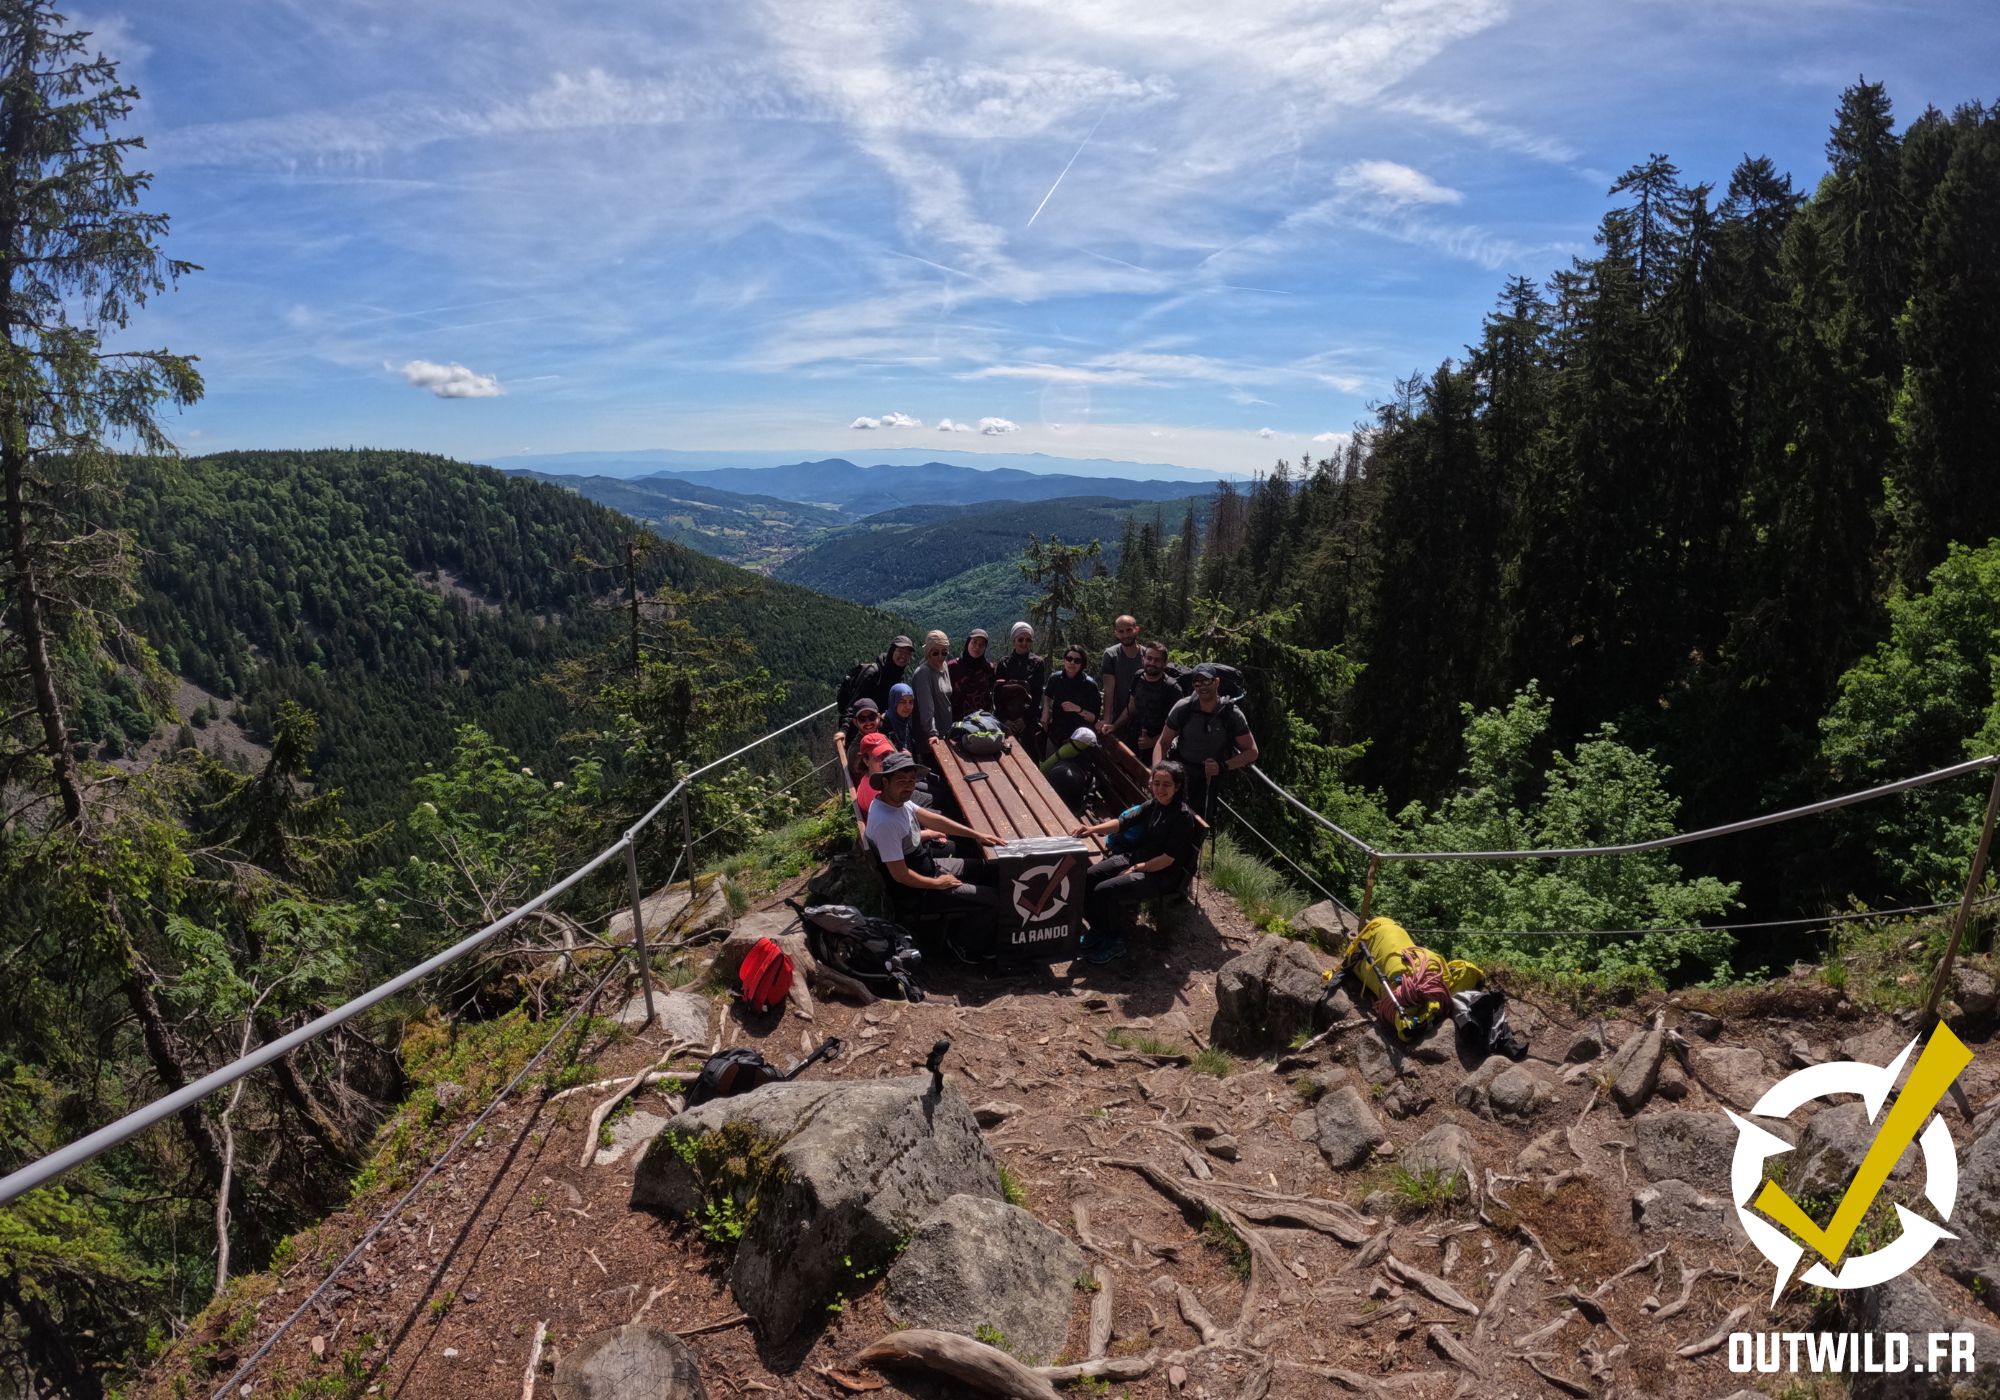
[1070,726,1098,748]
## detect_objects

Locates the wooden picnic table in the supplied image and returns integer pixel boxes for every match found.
[926,736,1105,858]
[925,734,1101,958]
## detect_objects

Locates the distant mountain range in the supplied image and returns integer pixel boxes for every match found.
[608,459,1213,512]
[495,447,1242,484]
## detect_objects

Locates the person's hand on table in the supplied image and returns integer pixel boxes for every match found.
[973,830,1004,847]
[1068,822,1094,838]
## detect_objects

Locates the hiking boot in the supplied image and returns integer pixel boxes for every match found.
[1085,934,1128,965]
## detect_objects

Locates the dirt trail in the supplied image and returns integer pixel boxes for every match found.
[147,879,2000,1400]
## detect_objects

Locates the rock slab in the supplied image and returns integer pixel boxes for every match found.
[883,1194,1084,1365]
[1634,1110,1738,1186]
[1400,1123,1478,1200]
[631,1074,999,1338]
[1605,1013,1667,1115]
[553,1323,706,1400]
[1211,936,1346,1052]
[1630,1179,1738,1242]
[1312,1084,1387,1169]
[1790,1101,1920,1203]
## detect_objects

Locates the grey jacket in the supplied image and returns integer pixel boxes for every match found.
[911,662,953,744]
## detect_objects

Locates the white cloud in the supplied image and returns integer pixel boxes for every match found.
[1312,431,1345,443]
[1384,97,1581,166]
[1256,427,1278,439]
[1336,160,1464,206]
[937,417,974,432]
[880,411,924,428]
[850,415,882,428]
[978,417,1019,435]
[392,359,503,398]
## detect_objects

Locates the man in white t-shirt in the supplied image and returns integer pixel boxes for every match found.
[864,753,1004,929]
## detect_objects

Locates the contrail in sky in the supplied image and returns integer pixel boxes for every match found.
[1026,110,1107,229]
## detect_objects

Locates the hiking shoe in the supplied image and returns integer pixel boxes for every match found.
[1085,935,1127,965]
[946,936,994,964]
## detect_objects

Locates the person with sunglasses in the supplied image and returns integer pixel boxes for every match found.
[844,697,884,781]
[1043,646,1100,736]
[911,629,955,744]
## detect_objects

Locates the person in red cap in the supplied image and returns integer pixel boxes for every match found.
[853,730,897,817]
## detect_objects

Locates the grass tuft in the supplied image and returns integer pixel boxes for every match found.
[1205,832,1309,931]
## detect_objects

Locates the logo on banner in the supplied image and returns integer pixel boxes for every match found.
[1010,861,1072,922]
[1729,1023,1971,1303]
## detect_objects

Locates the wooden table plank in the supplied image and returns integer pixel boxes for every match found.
[926,736,1103,856]
[1002,742,1079,833]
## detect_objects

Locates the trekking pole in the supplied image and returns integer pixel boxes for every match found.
[1346,929,1412,1038]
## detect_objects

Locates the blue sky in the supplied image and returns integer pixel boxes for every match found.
[86,0,1997,473]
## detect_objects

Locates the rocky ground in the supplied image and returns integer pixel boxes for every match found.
[145,873,2000,1400]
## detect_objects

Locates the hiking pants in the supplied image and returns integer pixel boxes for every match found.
[1084,854,1177,933]
[901,854,1002,917]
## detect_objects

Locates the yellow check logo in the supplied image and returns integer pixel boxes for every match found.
[1752,1022,1972,1267]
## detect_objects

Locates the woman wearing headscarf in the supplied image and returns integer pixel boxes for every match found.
[1068,760,1204,964]
[948,628,998,720]
[993,621,1047,751]
[883,682,919,752]
[911,630,954,743]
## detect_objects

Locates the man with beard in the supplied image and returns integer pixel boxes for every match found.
[1154,663,1258,826]
[1118,642,1180,756]
[1097,614,1143,739]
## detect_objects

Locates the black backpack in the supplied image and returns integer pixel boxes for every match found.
[835,660,878,717]
[1174,663,1246,701]
[792,901,925,1002]
[683,1037,844,1109]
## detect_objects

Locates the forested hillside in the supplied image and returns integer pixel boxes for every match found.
[1013,82,2000,937]
[114,450,899,821]
[772,496,1147,603]
[514,469,847,567]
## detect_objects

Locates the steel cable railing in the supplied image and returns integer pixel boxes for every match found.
[0,702,835,1209]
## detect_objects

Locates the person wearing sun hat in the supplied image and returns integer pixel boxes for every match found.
[911,630,955,744]
[863,751,1005,941]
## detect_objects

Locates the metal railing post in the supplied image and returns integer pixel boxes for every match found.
[680,786,697,901]
[622,839,658,1030]
[1360,853,1381,921]
[1923,764,2000,1026]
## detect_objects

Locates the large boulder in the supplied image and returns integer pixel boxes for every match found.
[1400,1123,1478,1201]
[631,1074,999,1338]
[1693,1045,1776,1110]
[1212,936,1347,1052]
[1455,1055,1551,1121]
[1312,1083,1387,1169]
[1291,900,1357,948]
[1630,1179,1738,1242]
[553,1323,706,1400]
[1943,1117,2000,1309]
[711,907,817,984]
[1634,1110,1738,1185]
[607,875,729,945]
[1789,1101,1920,1203]
[883,1195,1083,1365]
[617,989,714,1045]
[1844,1274,2000,1399]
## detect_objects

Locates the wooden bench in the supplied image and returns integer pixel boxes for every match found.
[1100,733,1212,839]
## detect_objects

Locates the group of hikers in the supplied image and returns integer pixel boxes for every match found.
[837,615,1259,964]
[822,618,1531,1058]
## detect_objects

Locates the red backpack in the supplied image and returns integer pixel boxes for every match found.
[737,937,794,1014]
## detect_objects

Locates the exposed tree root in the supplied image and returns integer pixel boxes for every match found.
[1087,1265,1114,1359]
[1384,1254,1479,1316]
[1647,1263,1741,1322]
[848,1330,1061,1399]
[1474,1247,1535,1342]
[1676,1305,1749,1358]
[1095,1157,1295,1299]
[1520,1351,1592,1397]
